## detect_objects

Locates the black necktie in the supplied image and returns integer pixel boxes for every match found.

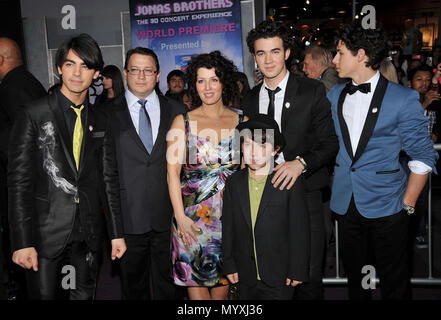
[265,87,281,119]
[346,82,371,95]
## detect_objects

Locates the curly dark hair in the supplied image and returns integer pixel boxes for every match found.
[336,21,389,70]
[246,20,295,54]
[185,51,238,108]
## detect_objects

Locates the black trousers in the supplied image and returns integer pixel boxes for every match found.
[26,240,100,300]
[239,280,294,300]
[336,197,411,300]
[119,229,177,300]
[293,190,326,300]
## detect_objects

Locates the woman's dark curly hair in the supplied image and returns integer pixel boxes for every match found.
[246,20,295,54]
[186,51,238,108]
[336,21,389,70]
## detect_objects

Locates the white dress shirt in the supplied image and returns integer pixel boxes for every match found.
[342,71,431,174]
[125,89,161,144]
[259,71,290,163]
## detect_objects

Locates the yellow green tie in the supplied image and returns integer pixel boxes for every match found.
[70,105,84,171]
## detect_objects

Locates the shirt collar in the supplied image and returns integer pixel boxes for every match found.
[126,89,159,110]
[248,167,269,184]
[351,71,380,90]
[56,87,88,113]
[263,71,290,93]
[317,68,329,81]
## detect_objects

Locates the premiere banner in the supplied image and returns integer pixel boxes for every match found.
[129,0,244,92]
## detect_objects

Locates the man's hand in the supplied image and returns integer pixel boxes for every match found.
[111,238,127,260]
[272,160,304,190]
[286,278,302,287]
[227,273,239,284]
[12,247,38,271]
[422,90,440,109]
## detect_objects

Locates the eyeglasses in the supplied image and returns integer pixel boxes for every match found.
[127,68,157,76]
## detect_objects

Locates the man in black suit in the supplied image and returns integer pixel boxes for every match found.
[8,34,126,300]
[100,47,186,300]
[0,37,47,299]
[223,114,310,300]
[243,20,339,300]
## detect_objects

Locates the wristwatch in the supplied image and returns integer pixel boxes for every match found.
[295,156,307,174]
[403,203,415,215]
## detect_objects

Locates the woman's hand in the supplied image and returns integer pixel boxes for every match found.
[176,215,200,246]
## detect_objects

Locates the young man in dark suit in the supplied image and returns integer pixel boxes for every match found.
[329,21,437,299]
[100,47,186,300]
[242,20,338,299]
[8,34,126,299]
[222,114,310,300]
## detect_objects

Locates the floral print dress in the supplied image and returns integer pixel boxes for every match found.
[171,111,242,287]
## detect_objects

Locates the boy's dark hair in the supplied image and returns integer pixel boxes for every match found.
[246,20,295,54]
[408,64,434,83]
[336,21,389,70]
[236,114,285,155]
[55,33,104,71]
[239,129,277,148]
[185,51,238,108]
[167,69,185,84]
[124,47,160,72]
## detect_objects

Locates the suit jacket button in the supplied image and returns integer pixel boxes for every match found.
[351,168,356,172]
[146,161,150,167]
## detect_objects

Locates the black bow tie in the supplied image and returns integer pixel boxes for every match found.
[346,82,371,95]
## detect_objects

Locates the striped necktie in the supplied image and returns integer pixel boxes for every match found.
[70,105,84,170]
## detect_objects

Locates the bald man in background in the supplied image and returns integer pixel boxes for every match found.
[0,37,46,299]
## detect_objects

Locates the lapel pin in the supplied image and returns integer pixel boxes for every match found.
[372,108,378,113]
[89,125,94,132]
[285,102,290,109]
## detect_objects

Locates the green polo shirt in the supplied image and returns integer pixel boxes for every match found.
[248,168,268,280]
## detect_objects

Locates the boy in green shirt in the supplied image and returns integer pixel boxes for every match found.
[222,114,310,300]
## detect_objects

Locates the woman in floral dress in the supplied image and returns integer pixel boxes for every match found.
[167,51,246,300]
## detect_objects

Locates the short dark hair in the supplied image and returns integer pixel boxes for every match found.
[336,21,389,70]
[240,129,274,146]
[238,129,284,161]
[246,20,295,54]
[408,64,434,83]
[55,33,104,71]
[185,51,238,108]
[167,69,185,84]
[124,47,160,72]
[101,65,125,98]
